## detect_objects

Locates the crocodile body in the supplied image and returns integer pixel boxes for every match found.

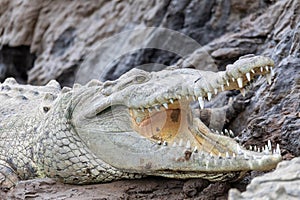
[0,55,281,191]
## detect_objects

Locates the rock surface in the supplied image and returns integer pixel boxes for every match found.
[229,157,300,200]
[0,0,299,199]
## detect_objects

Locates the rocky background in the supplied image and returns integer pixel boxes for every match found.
[0,0,299,199]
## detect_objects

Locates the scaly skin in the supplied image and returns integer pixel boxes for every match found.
[0,55,281,191]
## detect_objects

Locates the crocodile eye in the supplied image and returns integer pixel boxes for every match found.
[135,75,147,83]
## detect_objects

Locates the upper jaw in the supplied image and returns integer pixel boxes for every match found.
[126,55,274,111]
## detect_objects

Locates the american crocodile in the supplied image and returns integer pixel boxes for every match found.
[0,55,281,191]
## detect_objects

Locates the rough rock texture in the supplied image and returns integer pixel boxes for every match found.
[229,157,300,200]
[0,0,299,199]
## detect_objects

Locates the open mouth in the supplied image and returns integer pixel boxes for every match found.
[128,61,280,161]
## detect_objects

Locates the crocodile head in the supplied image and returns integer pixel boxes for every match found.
[71,55,281,181]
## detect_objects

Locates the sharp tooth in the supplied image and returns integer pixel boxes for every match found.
[177,95,181,100]
[157,141,162,145]
[172,142,177,147]
[163,103,168,109]
[254,145,257,152]
[241,88,246,97]
[226,80,230,86]
[226,152,230,158]
[237,77,243,88]
[264,145,270,154]
[210,152,214,158]
[229,130,234,137]
[218,152,222,158]
[214,88,218,95]
[271,67,275,76]
[179,139,183,146]
[257,147,260,153]
[268,140,272,150]
[141,108,145,112]
[233,153,236,158]
[186,140,191,149]
[232,78,235,82]
[186,95,189,100]
[246,72,251,81]
[251,69,255,74]
[169,99,174,104]
[193,147,198,153]
[198,96,205,109]
[192,96,196,101]
[260,66,263,72]
[221,85,225,91]
[163,141,168,146]
[265,66,269,71]
[148,108,152,112]
[224,129,229,134]
[207,92,212,101]
[266,73,272,85]
[276,143,281,154]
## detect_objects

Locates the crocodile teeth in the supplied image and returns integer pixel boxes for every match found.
[218,153,222,158]
[266,73,272,85]
[246,72,251,82]
[163,103,168,109]
[193,147,198,153]
[169,99,174,104]
[179,139,183,147]
[237,144,243,155]
[264,145,270,154]
[237,77,243,88]
[251,69,255,74]
[141,108,145,112]
[265,66,269,71]
[232,77,235,82]
[148,108,152,112]
[268,140,272,150]
[226,80,230,86]
[271,67,275,76]
[241,88,246,97]
[226,152,230,158]
[163,141,168,146]
[207,92,212,101]
[214,88,218,95]
[221,85,225,91]
[192,96,196,101]
[198,96,205,109]
[260,66,264,72]
[177,95,182,100]
[186,140,191,149]
[186,95,189,100]
[229,130,234,137]
[276,143,281,154]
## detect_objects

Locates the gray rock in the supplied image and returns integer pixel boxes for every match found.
[229,157,300,200]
